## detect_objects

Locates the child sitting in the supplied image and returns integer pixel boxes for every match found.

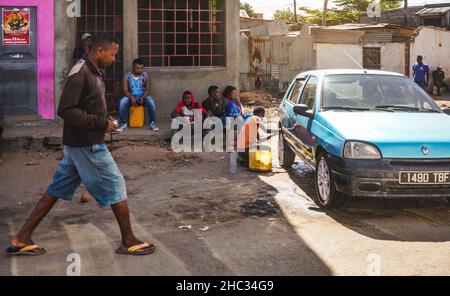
[237,106,268,167]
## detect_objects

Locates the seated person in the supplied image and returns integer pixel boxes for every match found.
[171,90,207,124]
[171,91,208,137]
[237,107,270,168]
[222,85,251,125]
[118,58,159,132]
[432,66,450,96]
[202,85,227,118]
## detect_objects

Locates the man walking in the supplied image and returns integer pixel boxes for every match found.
[412,55,430,89]
[6,35,156,256]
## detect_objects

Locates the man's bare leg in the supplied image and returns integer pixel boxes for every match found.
[10,192,58,252]
[111,200,155,253]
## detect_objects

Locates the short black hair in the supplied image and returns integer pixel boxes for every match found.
[208,85,219,96]
[133,58,145,66]
[222,85,237,98]
[417,55,423,59]
[91,33,119,51]
[253,106,265,116]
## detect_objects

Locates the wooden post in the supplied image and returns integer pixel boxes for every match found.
[404,0,408,27]
[294,0,297,23]
[322,0,329,26]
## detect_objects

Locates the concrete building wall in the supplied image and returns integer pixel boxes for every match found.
[315,44,363,70]
[56,0,240,121]
[55,0,76,115]
[410,27,450,77]
[380,43,406,75]
[124,0,240,120]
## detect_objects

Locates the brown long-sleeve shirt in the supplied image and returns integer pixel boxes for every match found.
[57,59,109,147]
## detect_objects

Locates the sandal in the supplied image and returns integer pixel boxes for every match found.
[116,243,156,256]
[6,244,47,256]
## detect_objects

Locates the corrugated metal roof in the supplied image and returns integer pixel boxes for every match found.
[417,7,450,16]
[324,23,407,30]
[361,32,393,43]
[310,28,364,44]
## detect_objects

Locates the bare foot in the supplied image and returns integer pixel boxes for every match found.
[80,192,91,204]
[9,237,46,254]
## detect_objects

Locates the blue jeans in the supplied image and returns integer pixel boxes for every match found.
[119,96,157,125]
[47,145,127,208]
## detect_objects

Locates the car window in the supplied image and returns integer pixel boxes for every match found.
[299,76,318,110]
[322,74,441,111]
[287,79,305,104]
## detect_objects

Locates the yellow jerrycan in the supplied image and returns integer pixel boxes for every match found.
[249,144,273,173]
[129,105,145,128]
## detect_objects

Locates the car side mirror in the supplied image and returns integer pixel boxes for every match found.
[443,109,450,116]
[293,104,314,118]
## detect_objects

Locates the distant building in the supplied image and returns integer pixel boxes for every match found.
[1,0,240,125]
[240,22,450,93]
[360,3,450,29]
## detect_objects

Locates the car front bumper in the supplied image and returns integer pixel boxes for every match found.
[327,155,450,198]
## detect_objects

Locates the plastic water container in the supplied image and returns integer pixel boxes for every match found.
[230,151,238,174]
[249,145,273,173]
[129,106,144,128]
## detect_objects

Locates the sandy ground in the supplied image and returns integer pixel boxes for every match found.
[1,98,450,276]
[0,140,450,276]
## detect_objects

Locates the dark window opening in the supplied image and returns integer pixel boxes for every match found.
[138,0,226,67]
[76,0,124,113]
[363,47,381,70]
[422,17,442,27]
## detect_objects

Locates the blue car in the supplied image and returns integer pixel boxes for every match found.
[279,69,450,209]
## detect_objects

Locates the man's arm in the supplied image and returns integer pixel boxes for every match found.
[171,108,180,119]
[138,73,151,104]
[57,72,108,131]
[123,76,137,106]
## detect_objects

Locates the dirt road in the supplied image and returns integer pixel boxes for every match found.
[0,144,449,276]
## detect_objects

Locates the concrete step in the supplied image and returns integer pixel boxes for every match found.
[1,122,172,152]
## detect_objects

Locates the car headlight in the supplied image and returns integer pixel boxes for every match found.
[344,141,382,159]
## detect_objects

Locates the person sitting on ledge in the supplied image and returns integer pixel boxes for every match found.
[117,58,159,132]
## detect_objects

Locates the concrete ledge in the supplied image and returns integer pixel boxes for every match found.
[1,122,172,152]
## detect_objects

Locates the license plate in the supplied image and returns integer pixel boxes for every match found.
[399,171,450,185]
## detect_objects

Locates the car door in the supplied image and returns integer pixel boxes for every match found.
[292,75,319,167]
[279,76,307,151]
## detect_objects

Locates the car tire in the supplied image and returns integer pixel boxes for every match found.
[315,152,345,209]
[278,131,295,169]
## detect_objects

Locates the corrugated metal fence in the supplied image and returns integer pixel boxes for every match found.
[240,25,315,94]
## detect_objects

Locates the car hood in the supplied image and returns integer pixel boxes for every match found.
[316,112,450,158]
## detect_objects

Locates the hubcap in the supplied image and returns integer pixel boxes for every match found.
[317,158,331,202]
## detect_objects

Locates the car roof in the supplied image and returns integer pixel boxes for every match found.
[294,69,406,79]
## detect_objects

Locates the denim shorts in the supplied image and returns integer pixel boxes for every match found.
[47,144,127,208]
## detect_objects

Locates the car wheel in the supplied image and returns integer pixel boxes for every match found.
[315,152,345,209]
[278,131,295,169]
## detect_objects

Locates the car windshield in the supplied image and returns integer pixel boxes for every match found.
[322,74,441,112]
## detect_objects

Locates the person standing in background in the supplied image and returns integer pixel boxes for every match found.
[73,33,94,64]
[412,55,430,90]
